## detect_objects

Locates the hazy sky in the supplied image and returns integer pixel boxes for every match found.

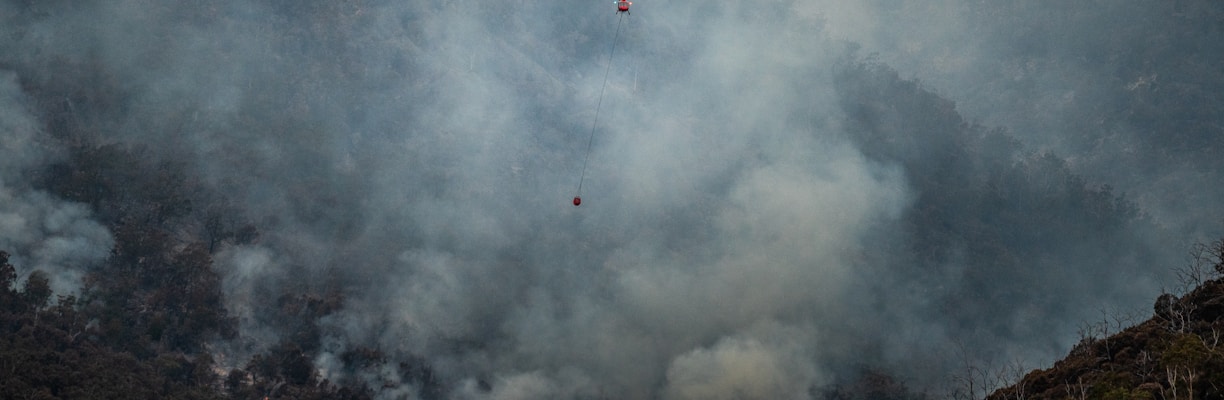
[2,1,1220,399]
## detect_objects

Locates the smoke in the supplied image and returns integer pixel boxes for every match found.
[0,70,113,294]
[662,322,822,400]
[3,0,1220,398]
[809,0,1224,238]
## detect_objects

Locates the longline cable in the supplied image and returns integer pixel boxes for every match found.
[573,12,626,207]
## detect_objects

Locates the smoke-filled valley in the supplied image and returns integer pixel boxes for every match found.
[2,0,1223,399]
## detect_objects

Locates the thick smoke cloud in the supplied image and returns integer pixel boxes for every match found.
[810,0,1224,239]
[0,71,113,294]
[2,0,1218,398]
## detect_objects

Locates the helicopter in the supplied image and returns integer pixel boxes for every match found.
[616,0,631,14]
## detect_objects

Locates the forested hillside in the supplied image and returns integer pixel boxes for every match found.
[862,0,1224,238]
[2,0,1223,399]
[1,143,382,398]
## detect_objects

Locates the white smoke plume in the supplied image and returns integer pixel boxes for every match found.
[3,0,1217,398]
[0,70,113,294]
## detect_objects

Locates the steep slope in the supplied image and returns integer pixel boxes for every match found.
[832,56,1177,374]
[2,1,1218,398]
[988,240,1224,400]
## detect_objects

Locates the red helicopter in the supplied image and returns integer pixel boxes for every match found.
[616,0,631,14]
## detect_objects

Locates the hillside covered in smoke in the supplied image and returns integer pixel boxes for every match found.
[1,0,1222,399]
